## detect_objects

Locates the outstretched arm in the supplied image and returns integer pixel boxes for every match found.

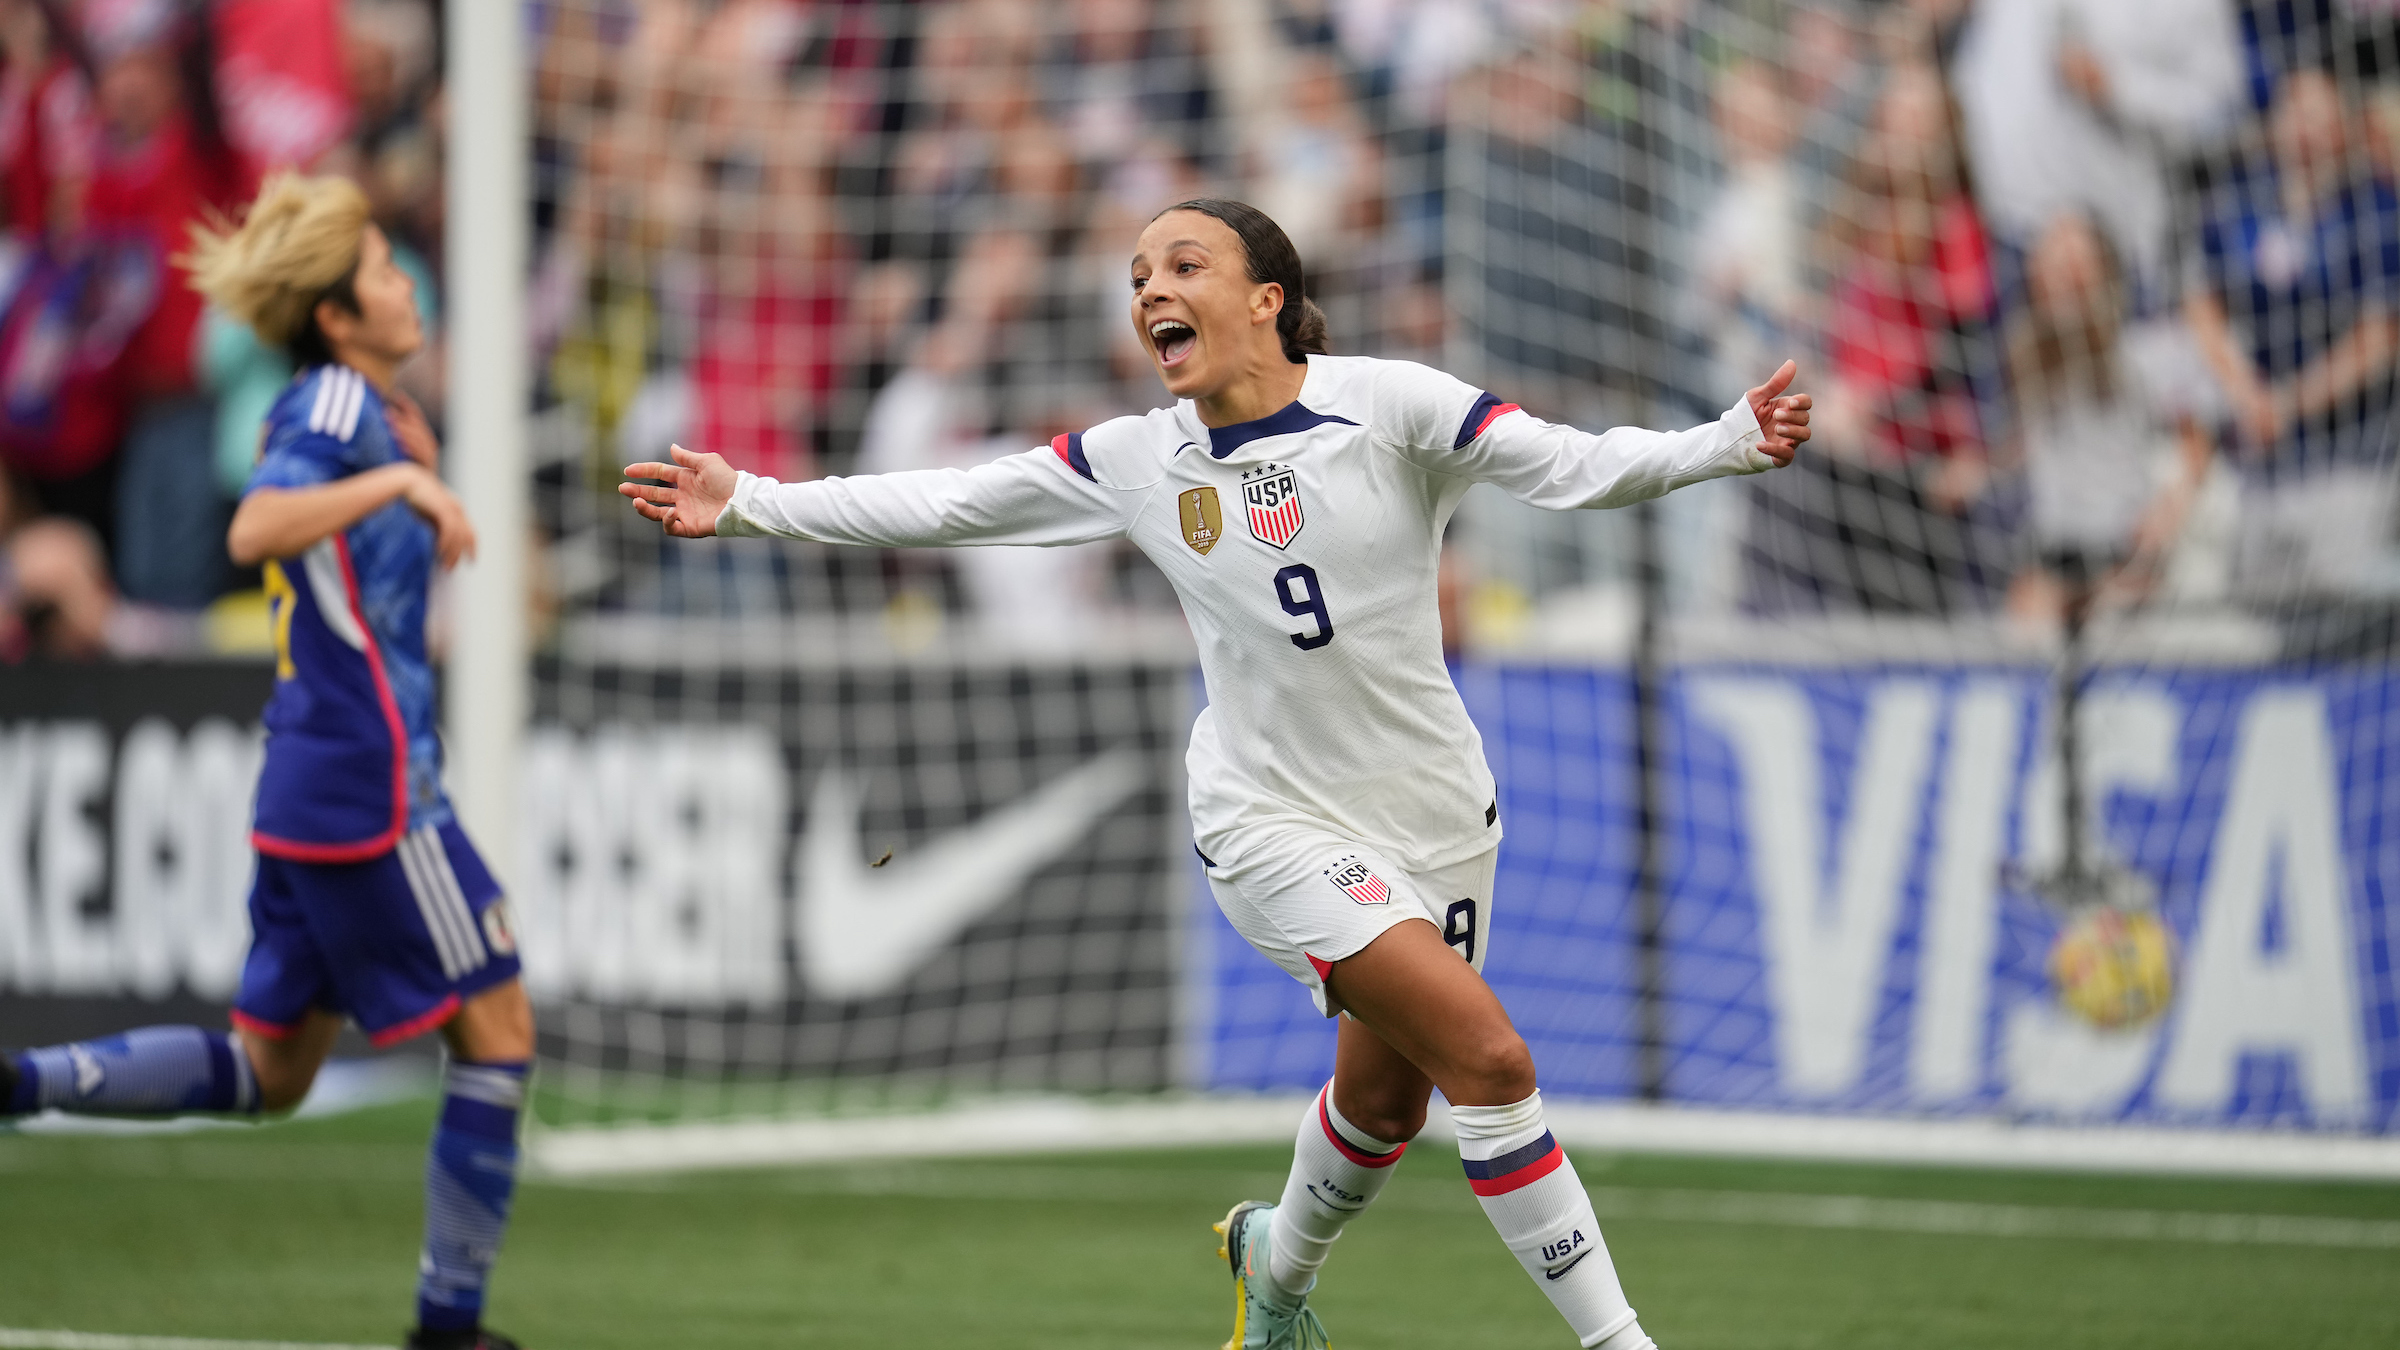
[621,441,1137,548]
[1423,359,1808,511]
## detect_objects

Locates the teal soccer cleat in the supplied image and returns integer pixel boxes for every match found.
[1212,1200,1331,1350]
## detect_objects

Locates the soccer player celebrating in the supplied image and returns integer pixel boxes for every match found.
[621,199,1809,1350]
[1,175,530,1350]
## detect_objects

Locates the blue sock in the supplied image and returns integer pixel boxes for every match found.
[9,1026,259,1115]
[416,1058,528,1333]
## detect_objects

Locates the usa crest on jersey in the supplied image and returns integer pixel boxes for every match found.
[1324,856,1389,905]
[1242,464,1305,549]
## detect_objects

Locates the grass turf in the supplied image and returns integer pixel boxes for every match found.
[2,1099,2397,1349]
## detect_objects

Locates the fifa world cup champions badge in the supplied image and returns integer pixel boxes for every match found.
[1180,487,1223,555]
[1242,464,1305,549]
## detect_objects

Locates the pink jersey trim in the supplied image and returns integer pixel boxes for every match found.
[1470,401,1522,441]
[229,1009,301,1041]
[368,992,462,1048]
[253,535,411,862]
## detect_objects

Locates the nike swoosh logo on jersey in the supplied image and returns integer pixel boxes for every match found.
[1543,1248,1594,1281]
[796,751,1145,999]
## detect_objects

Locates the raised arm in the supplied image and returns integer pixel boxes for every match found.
[1396,359,1808,510]
[621,441,1139,548]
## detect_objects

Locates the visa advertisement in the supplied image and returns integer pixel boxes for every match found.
[1197,664,2400,1134]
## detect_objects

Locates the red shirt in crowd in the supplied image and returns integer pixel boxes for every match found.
[1824,195,1995,465]
[0,56,95,242]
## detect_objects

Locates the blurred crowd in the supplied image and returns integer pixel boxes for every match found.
[2,0,2397,661]
[1692,0,2400,629]
[0,0,432,660]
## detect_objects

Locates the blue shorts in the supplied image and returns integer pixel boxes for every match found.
[233,821,522,1048]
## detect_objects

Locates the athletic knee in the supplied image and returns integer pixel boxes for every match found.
[447,980,535,1063]
[247,1054,316,1114]
[1339,1092,1427,1146]
[1450,1032,1536,1106]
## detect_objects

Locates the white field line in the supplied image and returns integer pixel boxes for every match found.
[557,1160,2400,1250]
[1580,1187,2400,1249]
[526,1093,2400,1182]
[0,1331,387,1350]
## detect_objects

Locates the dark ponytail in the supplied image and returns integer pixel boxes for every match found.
[1153,198,1328,363]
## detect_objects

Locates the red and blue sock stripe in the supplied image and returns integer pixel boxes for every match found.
[1317,1088,1407,1169]
[1461,1130,1564,1196]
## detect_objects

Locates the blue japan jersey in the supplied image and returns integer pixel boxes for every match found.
[244,365,449,859]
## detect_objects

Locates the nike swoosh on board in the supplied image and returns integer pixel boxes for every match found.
[1543,1248,1593,1281]
[796,750,1145,999]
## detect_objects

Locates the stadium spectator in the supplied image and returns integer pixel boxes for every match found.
[854,228,1117,640]
[1247,47,1382,270]
[1953,0,2247,301]
[82,0,248,610]
[0,0,93,247]
[1040,0,1213,167]
[1693,57,1806,410]
[0,0,122,541]
[1746,59,2006,615]
[2004,212,2223,624]
[2186,65,2400,598]
[0,464,115,660]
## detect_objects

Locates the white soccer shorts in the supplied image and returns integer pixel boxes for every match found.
[1202,823,1498,1017]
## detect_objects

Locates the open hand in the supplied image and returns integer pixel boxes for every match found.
[620,444,736,538]
[1746,359,1812,467]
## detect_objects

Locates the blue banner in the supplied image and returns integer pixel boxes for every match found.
[1193,664,2400,1133]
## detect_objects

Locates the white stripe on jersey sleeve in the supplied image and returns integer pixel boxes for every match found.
[301,538,372,651]
[718,448,1145,547]
[333,369,367,442]
[307,371,337,433]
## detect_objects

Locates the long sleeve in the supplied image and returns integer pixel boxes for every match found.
[716,445,1140,547]
[1442,398,1773,511]
[1367,359,1775,511]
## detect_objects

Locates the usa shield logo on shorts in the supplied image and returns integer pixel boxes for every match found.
[1324,856,1389,905]
[1242,464,1305,549]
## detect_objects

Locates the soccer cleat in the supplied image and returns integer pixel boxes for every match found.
[403,1327,521,1350]
[0,1050,20,1118]
[1213,1200,1330,1350]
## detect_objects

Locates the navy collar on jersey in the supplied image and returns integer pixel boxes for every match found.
[1206,401,1358,459]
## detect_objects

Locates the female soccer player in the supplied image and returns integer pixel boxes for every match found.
[621,199,1809,1350]
[1,174,530,1350]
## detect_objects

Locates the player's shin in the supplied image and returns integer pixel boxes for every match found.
[414,1056,528,1341]
[1266,1081,1408,1298]
[1453,1092,1653,1350]
[5,1026,260,1116]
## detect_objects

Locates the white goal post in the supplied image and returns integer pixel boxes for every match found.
[442,0,532,885]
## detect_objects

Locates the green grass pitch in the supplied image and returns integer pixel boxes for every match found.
[3,1099,2396,1349]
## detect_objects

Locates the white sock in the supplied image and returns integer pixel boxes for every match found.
[1266,1081,1407,1299]
[1453,1092,1653,1350]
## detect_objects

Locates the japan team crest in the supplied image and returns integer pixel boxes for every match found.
[1324,856,1389,905]
[1242,464,1305,549]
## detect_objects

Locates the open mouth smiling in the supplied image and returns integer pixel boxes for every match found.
[1149,318,1197,367]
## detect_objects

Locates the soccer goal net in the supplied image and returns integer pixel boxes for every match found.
[509,0,2400,1142]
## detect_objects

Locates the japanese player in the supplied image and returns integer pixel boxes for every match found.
[620,199,1809,1349]
[2,175,531,1350]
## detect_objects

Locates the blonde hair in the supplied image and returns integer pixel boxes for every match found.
[184,172,373,351]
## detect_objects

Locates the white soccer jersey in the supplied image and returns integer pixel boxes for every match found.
[721,354,1774,872]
